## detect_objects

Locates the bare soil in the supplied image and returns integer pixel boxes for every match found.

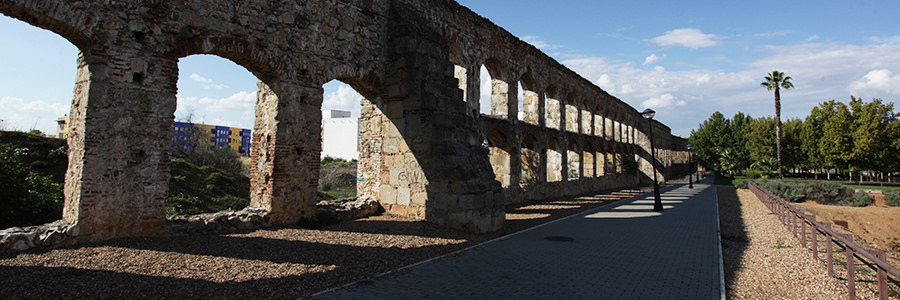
[795,199,900,267]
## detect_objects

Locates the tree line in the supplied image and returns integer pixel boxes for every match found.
[689,96,899,181]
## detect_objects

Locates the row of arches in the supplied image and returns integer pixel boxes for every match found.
[448,46,637,147]
[484,127,639,193]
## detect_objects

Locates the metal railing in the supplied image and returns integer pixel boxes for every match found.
[749,181,900,300]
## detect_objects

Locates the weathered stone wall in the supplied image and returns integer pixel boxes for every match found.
[0,0,690,244]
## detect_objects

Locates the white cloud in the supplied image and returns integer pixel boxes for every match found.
[189,73,228,89]
[522,35,563,51]
[695,73,712,85]
[193,91,254,112]
[0,96,69,133]
[562,40,900,137]
[871,35,900,44]
[754,30,792,37]
[323,85,363,114]
[643,53,663,65]
[642,93,686,109]
[805,35,820,42]
[190,73,211,83]
[850,69,900,95]
[651,28,720,49]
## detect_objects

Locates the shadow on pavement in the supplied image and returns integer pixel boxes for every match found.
[717,185,748,299]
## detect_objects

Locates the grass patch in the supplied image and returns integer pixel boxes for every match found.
[319,185,356,200]
[715,173,749,187]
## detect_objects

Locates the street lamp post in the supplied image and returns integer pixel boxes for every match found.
[642,108,663,212]
[687,144,693,189]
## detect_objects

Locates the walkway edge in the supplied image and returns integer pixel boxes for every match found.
[714,183,727,300]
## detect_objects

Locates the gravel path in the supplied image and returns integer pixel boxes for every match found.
[718,186,884,299]
[0,190,636,299]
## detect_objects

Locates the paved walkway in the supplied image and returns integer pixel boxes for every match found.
[315,176,723,299]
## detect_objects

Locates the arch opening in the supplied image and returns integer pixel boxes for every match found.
[546,138,562,182]
[319,80,366,201]
[565,94,579,133]
[169,54,259,217]
[0,14,78,229]
[518,73,539,125]
[520,134,541,184]
[544,86,560,130]
[583,144,595,178]
[479,60,508,118]
[447,39,467,104]
[567,140,580,181]
[485,129,511,187]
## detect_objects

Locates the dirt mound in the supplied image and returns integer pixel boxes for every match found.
[795,201,900,255]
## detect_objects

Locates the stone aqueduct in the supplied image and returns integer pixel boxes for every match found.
[1,0,691,242]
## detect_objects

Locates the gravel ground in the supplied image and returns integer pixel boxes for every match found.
[0,190,638,299]
[718,186,887,299]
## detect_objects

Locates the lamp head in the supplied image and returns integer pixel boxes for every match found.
[641,108,656,119]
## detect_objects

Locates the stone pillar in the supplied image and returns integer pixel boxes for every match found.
[64,49,176,241]
[382,3,505,232]
[250,79,321,224]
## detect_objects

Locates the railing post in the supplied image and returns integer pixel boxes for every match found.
[875,249,888,300]
[800,208,807,248]
[791,210,797,239]
[825,223,834,278]
[809,214,818,260]
[844,233,856,300]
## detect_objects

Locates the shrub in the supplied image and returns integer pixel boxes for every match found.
[751,179,857,205]
[167,160,250,216]
[804,181,854,205]
[883,190,900,207]
[0,144,64,228]
[850,191,873,207]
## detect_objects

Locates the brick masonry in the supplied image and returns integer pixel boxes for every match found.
[0,0,691,243]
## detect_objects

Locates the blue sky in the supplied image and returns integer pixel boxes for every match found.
[2,1,900,137]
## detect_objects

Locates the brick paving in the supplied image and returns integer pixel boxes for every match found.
[314,176,724,299]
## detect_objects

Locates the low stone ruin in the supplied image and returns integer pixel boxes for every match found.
[1,198,384,254]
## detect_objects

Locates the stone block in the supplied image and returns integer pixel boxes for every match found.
[411,190,427,206]
[397,186,411,206]
[379,185,397,204]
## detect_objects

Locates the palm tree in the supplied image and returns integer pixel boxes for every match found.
[760,70,794,179]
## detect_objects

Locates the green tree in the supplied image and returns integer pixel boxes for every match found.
[745,117,776,163]
[760,70,794,178]
[728,112,753,172]
[801,106,827,177]
[848,97,895,182]
[781,118,804,171]
[818,100,853,178]
[689,111,729,170]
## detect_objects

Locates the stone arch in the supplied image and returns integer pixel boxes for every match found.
[582,142,595,178]
[546,138,562,182]
[581,99,594,135]
[445,37,468,104]
[174,37,281,80]
[486,128,512,187]
[518,72,539,125]
[0,3,92,49]
[564,93,579,133]
[544,85,561,130]
[520,134,540,183]
[566,139,580,180]
[479,58,508,118]
[0,10,87,230]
